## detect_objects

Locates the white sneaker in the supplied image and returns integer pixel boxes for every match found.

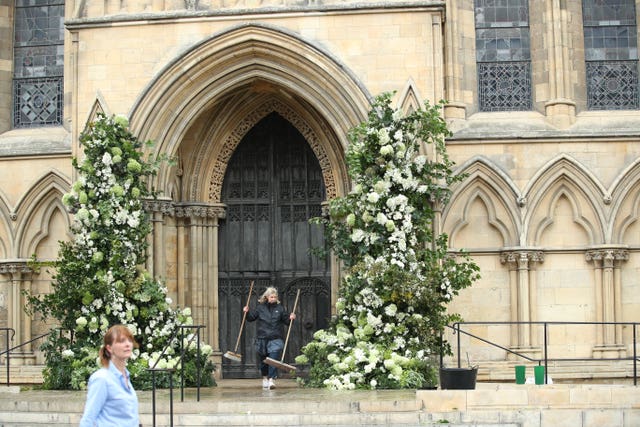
[262,379,269,389]
[268,378,275,389]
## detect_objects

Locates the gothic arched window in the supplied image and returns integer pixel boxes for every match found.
[583,0,639,110]
[475,0,532,112]
[13,0,64,127]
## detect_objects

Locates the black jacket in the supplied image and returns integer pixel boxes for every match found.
[246,302,291,340]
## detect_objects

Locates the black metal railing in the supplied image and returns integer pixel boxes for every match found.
[0,328,54,386]
[446,321,640,385]
[147,324,206,427]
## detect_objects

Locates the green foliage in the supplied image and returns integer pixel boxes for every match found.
[25,113,215,390]
[297,93,480,390]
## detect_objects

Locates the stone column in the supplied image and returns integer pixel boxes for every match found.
[543,0,576,128]
[586,247,628,358]
[176,218,187,308]
[143,197,174,279]
[431,13,444,103]
[0,261,35,365]
[443,0,467,121]
[500,250,544,358]
[174,203,226,348]
[0,3,12,133]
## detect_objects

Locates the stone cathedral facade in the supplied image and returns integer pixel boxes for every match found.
[1,0,640,380]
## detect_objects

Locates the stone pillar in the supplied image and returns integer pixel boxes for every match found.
[443,0,467,121]
[543,0,576,128]
[174,203,226,348]
[586,247,628,358]
[0,262,35,365]
[177,218,187,308]
[500,250,544,358]
[0,2,12,133]
[143,197,174,280]
[431,13,444,103]
[207,215,220,352]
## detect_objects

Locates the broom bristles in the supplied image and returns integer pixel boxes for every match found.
[223,351,242,362]
[264,357,296,372]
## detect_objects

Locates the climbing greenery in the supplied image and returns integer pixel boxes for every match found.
[296,93,480,389]
[26,114,215,390]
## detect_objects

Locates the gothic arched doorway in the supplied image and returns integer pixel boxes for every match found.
[218,112,331,378]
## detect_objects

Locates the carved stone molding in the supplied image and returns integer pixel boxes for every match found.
[0,262,32,275]
[143,198,176,216]
[500,250,545,268]
[206,99,337,203]
[174,203,226,219]
[142,199,227,219]
[585,248,629,266]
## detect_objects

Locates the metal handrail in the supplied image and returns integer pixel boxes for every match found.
[0,328,55,387]
[0,328,15,386]
[147,324,206,427]
[446,321,640,385]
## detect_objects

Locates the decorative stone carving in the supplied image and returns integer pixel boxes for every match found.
[174,203,226,219]
[585,247,629,358]
[585,248,629,265]
[0,262,32,275]
[500,250,544,355]
[206,99,337,203]
[142,199,226,219]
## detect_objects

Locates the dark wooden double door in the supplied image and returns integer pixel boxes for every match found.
[218,112,331,378]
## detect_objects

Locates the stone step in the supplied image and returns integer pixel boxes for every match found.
[2,380,640,426]
[0,381,524,427]
[3,360,637,385]
[0,365,44,385]
[0,411,520,426]
[469,359,637,383]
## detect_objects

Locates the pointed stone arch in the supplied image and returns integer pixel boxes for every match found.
[84,92,111,127]
[14,170,72,258]
[532,185,597,247]
[445,156,521,248]
[610,159,640,243]
[448,188,513,249]
[0,191,12,258]
[525,155,605,247]
[203,98,336,203]
[128,22,370,200]
[397,79,422,114]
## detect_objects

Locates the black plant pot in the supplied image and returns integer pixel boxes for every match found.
[439,367,478,390]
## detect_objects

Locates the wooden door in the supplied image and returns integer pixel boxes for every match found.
[218,112,331,378]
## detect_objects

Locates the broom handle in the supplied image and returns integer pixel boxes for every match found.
[280,288,300,362]
[233,280,254,353]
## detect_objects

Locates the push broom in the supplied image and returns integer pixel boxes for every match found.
[264,288,300,373]
[223,280,254,362]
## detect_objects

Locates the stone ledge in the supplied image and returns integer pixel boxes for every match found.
[419,383,640,412]
[0,127,70,157]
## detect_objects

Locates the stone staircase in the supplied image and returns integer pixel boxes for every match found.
[3,359,637,386]
[0,365,44,385]
[0,379,639,427]
[0,382,513,427]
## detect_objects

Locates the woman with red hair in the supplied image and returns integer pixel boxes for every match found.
[80,324,140,427]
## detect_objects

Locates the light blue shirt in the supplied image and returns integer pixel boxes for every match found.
[79,361,139,427]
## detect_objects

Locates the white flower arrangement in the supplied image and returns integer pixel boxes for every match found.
[298,93,480,390]
[25,113,216,390]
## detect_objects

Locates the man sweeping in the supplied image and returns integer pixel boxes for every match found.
[244,287,296,389]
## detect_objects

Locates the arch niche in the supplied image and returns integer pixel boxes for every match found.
[128,23,370,369]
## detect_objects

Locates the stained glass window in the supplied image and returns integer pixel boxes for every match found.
[583,0,639,109]
[475,0,532,111]
[13,0,65,127]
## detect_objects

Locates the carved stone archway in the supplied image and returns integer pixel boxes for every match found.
[206,99,337,204]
